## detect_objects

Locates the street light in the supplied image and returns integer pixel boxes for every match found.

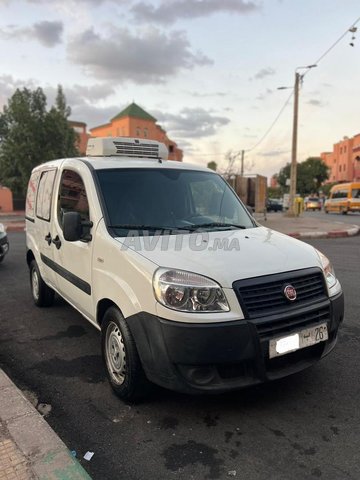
[278,64,317,216]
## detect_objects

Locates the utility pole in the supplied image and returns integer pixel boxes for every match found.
[287,72,300,217]
[240,150,245,176]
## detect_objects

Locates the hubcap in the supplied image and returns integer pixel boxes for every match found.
[105,322,126,385]
[32,269,39,300]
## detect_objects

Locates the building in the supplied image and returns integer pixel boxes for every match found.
[270,174,279,188]
[0,186,13,212]
[68,121,91,156]
[321,134,360,183]
[90,103,183,162]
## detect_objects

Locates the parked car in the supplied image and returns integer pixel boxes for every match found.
[305,197,321,211]
[0,223,9,263]
[25,137,344,401]
[267,198,283,212]
[324,182,360,214]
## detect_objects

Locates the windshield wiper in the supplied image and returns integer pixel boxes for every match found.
[178,222,248,230]
[108,224,176,231]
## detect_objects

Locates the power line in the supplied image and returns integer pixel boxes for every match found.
[245,90,294,153]
[190,15,360,159]
[303,15,360,78]
[189,90,294,158]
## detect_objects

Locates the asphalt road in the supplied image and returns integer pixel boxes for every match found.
[0,232,359,480]
[303,210,360,226]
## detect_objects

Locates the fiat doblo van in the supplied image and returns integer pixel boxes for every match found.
[26,137,344,401]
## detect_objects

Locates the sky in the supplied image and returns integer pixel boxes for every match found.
[0,0,359,179]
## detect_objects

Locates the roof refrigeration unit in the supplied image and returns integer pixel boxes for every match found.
[86,137,169,160]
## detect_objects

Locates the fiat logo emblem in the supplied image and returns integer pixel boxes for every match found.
[284,284,297,301]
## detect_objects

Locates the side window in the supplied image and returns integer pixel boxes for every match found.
[26,171,40,220]
[35,169,57,221]
[57,170,89,228]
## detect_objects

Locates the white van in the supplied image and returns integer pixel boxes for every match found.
[26,137,344,401]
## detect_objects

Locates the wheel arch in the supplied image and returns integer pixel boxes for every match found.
[97,298,123,326]
[26,249,35,267]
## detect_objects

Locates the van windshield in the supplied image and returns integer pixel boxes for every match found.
[96,168,255,235]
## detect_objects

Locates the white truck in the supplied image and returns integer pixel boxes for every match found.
[25,137,344,401]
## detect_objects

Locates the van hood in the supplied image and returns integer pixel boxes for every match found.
[115,226,323,288]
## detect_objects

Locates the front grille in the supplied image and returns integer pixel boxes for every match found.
[233,268,327,319]
[254,305,330,339]
[113,141,160,159]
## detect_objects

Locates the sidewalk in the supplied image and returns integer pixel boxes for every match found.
[0,369,91,480]
[1,211,359,239]
[254,212,360,239]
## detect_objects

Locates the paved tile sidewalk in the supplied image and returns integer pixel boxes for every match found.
[0,370,91,480]
[254,212,359,239]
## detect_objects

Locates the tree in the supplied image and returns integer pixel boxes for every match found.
[45,86,78,160]
[0,85,79,197]
[207,161,217,171]
[277,157,329,196]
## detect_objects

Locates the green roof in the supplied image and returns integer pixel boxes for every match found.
[111,102,157,122]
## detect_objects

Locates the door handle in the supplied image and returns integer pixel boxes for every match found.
[45,233,52,245]
[52,235,62,250]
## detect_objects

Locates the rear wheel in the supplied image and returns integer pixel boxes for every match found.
[101,306,151,402]
[29,260,54,307]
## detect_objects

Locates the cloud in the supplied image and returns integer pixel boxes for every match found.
[5,0,125,4]
[0,74,118,127]
[258,149,290,157]
[0,75,35,109]
[256,88,273,101]
[0,21,63,47]
[60,83,116,104]
[67,27,212,84]
[185,90,228,98]
[70,104,120,128]
[307,99,326,107]
[131,0,260,24]
[154,107,230,138]
[250,67,276,81]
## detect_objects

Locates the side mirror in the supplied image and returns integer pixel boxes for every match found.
[63,212,82,242]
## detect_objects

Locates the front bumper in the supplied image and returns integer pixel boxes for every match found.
[0,233,9,260]
[127,292,344,394]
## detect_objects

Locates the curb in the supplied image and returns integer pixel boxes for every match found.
[0,369,91,480]
[287,224,360,239]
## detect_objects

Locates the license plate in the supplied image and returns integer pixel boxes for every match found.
[269,324,328,359]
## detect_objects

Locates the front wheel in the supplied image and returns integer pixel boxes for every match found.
[101,307,151,402]
[29,260,54,307]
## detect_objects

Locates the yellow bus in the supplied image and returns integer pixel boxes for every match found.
[324,182,360,214]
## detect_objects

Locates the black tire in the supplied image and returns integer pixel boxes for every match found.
[29,260,55,307]
[101,306,151,402]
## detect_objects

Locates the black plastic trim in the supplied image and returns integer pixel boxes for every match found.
[40,253,91,295]
[125,291,343,394]
[25,216,35,223]
[233,267,327,319]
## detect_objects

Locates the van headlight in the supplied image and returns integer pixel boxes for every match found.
[316,249,337,289]
[0,223,6,235]
[153,268,230,312]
